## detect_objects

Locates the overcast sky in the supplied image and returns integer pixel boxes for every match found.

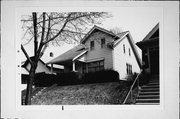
[21,7,162,64]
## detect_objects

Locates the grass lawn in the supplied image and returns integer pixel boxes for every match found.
[22,87,45,105]
[31,82,129,105]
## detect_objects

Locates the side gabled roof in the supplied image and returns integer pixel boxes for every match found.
[21,67,29,74]
[47,44,88,65]
[80,25,119,44]
[113,31,142,69]
[113,31,129,46]
[142,23,159,42]
[22,56,46,68]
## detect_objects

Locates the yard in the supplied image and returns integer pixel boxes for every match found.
[30,82,129,105]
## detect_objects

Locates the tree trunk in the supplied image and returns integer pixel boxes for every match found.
[25,63,37,105]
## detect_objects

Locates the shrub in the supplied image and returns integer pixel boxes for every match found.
[81,69,120,84]
[138,72,150,86]
[55,72,79,86]
[34,72,57,87]
[124,73,138,87]
[21,74,29,84]
[32,70,120,87]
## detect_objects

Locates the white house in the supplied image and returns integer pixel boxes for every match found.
[21,56,63,75]
[47,25,141,80]
[22,57,52,74]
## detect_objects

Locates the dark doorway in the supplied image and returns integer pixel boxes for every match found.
[149,49,159,74]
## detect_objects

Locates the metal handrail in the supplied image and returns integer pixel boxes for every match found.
[123,70,142,104]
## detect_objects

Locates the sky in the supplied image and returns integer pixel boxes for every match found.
[21,7,162,64]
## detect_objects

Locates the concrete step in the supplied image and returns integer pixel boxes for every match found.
[138,95,159,99]
[139,92,159,96]
[146,83,159,86]
[141,85,159,89]
[149,80,159,83]
[140,88,159,92]
[136,99,160,103]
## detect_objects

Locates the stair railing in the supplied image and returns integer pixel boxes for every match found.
[123,70,142,104]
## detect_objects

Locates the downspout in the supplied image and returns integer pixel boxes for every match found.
[51,63,53,74]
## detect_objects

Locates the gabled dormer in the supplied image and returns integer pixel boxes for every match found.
[80,25,119,51]
[81,25,119,44]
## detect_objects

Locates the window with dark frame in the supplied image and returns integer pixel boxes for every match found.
[90,41,94,50]
[126,63,132,74]
[87,60,104,73]
[123,44,125,54]
[126,63,128,74]
[129,48,131,56]
[101,38,105,48]
[82,63,87,73]
[50,52,53,57]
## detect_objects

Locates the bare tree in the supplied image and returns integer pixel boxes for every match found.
[109,27,124,35]
[21,12,111,105]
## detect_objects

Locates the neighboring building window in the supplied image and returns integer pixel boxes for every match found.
[142,51,149,68]
[90,41,94,50]
[82,63,86,73]
[50,52,53,57]
[101,38,105,48]
[123,44,125,54]
[129,48,131,56]
[87,60,104,73]
[126,63,132,74]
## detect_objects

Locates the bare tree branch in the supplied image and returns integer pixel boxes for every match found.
[21,45,33,66]
[45,15,51,41]
[21,12,111,105]
[33,12,38,57]
[43,13,72,44]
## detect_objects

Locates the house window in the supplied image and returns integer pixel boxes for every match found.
[90,41,94,50]
[101,38,105,48]
[129,48,131,56]
[123,44,125,54]
[82,63,87,73]
[143,52,149,68]
[87,60,104,73]
[126,63,132,74]
[50,52,53,57]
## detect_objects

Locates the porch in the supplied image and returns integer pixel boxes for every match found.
[48,58,105,74]
[138,37,159,75]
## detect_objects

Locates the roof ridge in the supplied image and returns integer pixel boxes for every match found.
[46,44,87,64]
[116,30,129,35]
[81,25,118,44]
[142,23,159,41]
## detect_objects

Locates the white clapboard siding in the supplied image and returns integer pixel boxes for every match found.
[83,31,114,69]
[113,36,140,80]
[26,61,51,74]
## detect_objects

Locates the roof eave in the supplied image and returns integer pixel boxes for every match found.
[142,23,159,42]
[113,31,129,48]
[72,50,88,61]
[81,25,118,44]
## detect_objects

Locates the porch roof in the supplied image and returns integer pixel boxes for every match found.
[136,23,159,49]
[47,44,87,65]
